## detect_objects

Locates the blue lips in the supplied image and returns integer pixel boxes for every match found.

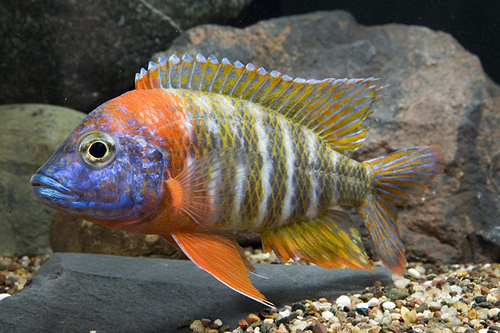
[30,174,79,201]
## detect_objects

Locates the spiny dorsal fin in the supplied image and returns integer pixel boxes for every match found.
[135,53,383,153]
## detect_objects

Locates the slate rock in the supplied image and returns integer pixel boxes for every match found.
[157,10,500,264]
[0,0,251,112]
[0,104,85,256]
[0,253,392,332]
[51,212,187,259]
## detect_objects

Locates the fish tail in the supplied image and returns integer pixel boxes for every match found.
[358,147,444,275]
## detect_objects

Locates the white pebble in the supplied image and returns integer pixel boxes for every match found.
[489,308,500,318]
[408,268,421,278]
[322,310,334,320]
[278,309,291,318]
[367,297,379,307]
[450,285,462,294]
[294,321,307,331]
[382,301,396,310]
[0,294,11,301]
[356,302,369,309]
[478,329,489,333]
[394,278,411,289]
[336,295,351,307]
[415,264,426,274]
[214,319,223,327]
[263,318,273,325]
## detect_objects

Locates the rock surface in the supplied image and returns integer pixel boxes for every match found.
[0,0,251,112]
[51,212,186,259]
[155,10,500,264]
[0,104,85,256]
[0,253,392,332]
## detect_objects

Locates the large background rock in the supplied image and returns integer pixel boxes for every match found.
[156,10,500,264]
[0,104,85,256]
[0,0,251,112]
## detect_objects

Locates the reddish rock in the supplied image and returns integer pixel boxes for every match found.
[158,10,500,264]
[50,212,186,259]
[312,322,327,333]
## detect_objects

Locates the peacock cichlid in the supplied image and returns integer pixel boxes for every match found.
[31,53,444,306]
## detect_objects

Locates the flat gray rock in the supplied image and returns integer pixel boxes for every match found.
[0,253,392,332]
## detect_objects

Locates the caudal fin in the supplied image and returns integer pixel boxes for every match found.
[358,147,444,275]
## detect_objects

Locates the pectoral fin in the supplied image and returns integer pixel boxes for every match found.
[172,232,273,307]
[166,149,254,227]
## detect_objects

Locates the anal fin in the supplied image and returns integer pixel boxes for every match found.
[261,210,372,270]
[172,232,273,307]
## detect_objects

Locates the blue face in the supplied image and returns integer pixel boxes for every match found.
[30,112,165,222]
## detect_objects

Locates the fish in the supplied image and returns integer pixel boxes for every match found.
[30,53,444,307]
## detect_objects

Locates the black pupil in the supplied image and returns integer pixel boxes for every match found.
[89,141,107,158]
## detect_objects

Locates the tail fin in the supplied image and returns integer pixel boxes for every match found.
[358,147,444,275]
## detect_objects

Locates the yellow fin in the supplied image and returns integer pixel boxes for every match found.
[172,232,273,307]
[135,53,383,153]
[261,210,372,270]
[359,146,444,275]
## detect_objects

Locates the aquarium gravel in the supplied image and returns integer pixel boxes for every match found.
[2,252,500,333]
[186,249,500,333]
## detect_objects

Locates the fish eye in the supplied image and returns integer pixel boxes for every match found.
[78,131,117,169]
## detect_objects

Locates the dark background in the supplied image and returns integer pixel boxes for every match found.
[231,0,500,84]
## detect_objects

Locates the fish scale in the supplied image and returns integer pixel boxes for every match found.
[170,89,373,232]
[31,53,444,307]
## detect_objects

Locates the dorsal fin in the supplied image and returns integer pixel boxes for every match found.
[135,53,383,153]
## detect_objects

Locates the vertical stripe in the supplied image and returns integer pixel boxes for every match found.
[279,117,295,225]
[252,107,272,229]
[305,130,319,219]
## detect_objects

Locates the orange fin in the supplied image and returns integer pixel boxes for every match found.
[360,147,444,275]
[136,53,383,154]
[172,232,273,307]
[261,210,372,270]
[166,149,252,227]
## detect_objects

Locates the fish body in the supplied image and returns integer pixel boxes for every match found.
[31,54,444,306]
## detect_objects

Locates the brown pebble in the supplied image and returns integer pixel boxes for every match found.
[388,326,401,333]
[238,319,249,329]
[481,286,490,295]
[368,326,380,333]
[489,325,500,332]
[6,263,17,271]
[312,322,327,333]
[374,290,384,298]
[201,318,211,327]
[319,297,327,303]
[247,313,260,324]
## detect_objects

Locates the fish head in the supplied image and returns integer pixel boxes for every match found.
[30,107,164,223]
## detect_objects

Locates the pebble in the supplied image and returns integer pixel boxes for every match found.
[382,301,396,310]
[393,278,411,289]
[408,268,421,279]
[0,293,11,301]
[247,313,260,324]
[489,308,500,318]
[336,295,351,307]
[321,310,334,320]
[367,297,379,307]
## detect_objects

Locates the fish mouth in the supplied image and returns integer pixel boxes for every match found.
[30,174,79,202]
